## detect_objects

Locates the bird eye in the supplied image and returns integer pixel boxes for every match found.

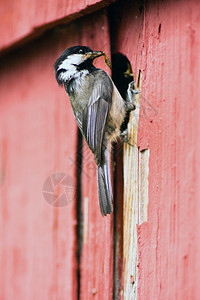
[78,49,84,54]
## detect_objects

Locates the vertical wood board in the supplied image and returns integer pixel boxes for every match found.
[110,0,200,299]
[137,0,200,299]
[0,0,117,52]
[79,10,114,300]
[0,20,89,300]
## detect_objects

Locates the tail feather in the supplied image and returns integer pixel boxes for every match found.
[97,163,113,216]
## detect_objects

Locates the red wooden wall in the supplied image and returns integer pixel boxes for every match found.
[111,1,200,299]
[0,6,113,300]
[0,0,200,299]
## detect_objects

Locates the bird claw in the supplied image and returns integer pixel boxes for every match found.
[126,81,140,104]
[120,129,134,146]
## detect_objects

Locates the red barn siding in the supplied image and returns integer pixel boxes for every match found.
[137,1,200,299]
[79,11,114,300]
[1,0,200,299]
[0,31,80,299]
[0,0,117,52]
[111,0,200,299]
[0,8,114,300]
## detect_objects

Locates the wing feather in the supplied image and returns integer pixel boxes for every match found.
[82,71,113,164]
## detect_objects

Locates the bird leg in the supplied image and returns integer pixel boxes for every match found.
[121,80,140,146]
[126,81,140,105]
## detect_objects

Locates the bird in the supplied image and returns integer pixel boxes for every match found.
[54,46,136,216]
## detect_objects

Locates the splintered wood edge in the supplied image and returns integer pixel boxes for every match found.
[123,70,142,299]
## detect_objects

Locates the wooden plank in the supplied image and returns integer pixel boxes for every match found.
[137,0,200,299]
[110,1,144,298]
[110,0,200,299]
[123,78,141,300]
[138,149,150,225]
[0,0,117,53]
[113,141,124,300]
[0,8,114,300]
[78,10,114,300]
[0,22,83,300]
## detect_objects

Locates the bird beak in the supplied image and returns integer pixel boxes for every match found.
[85,51,104,59]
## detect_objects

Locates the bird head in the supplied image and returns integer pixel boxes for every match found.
[54,46,104,86]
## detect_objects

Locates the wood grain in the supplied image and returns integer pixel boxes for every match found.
[111,0,200,299]
[0,19,80,300]
[0,0,117,52]
[79,10,114,300]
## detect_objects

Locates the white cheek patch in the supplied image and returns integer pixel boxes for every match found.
[58,54,89,83]
[58,54,84,71]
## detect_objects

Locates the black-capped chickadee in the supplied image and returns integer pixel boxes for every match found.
[54,46,136,216]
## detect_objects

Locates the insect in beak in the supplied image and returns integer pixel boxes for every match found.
[86,51,112,69]
[85,51,104,59]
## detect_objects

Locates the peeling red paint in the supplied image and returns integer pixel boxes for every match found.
[112,0,200,299]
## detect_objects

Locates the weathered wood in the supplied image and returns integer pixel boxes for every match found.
[0,7,113,300]
[137,0,200,298]
[0,0,117,53]
[79,10,114,300]
[0,20,83,300]
[113,141,124,300]
[110,0,200,299]
[110,2,144,298]
[139,149,150,225]
[1,0,200,299]
[123,74,141,299]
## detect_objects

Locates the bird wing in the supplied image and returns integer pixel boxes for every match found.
[82,71,113,165]
[74,111,83,132]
